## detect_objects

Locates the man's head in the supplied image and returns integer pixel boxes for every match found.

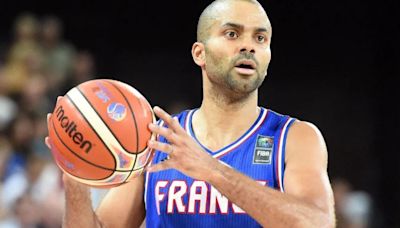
[192,0,272,101]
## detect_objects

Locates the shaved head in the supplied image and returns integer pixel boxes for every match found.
[197,0,266,43]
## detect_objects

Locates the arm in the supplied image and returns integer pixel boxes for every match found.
[205,121,335,227]
[61,173,145,228]
[96,173,145,228]
[147,107,335,228]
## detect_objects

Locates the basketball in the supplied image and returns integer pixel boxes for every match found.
[47,79,155,188]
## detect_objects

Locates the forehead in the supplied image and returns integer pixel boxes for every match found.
[211,1,271,30]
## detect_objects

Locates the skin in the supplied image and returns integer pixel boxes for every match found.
[45,0,335,227]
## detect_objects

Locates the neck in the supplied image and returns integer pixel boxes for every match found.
[200,89,259,118]
[192,85,260,151]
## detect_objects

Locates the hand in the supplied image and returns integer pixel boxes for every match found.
[146,106,219,182]
[45,96,89,190]
[44,95,60,158]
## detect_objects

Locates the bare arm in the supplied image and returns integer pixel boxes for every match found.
[60,173,145,228]
[61,174,102,228]
[96,173,145,228]
[205,121,335,228]
[147,107,335,228]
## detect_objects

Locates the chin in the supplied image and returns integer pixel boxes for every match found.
[228,76,263,93]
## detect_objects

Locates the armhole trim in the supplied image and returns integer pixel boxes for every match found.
[277,118,296,192]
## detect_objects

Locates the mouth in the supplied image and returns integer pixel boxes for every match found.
[234,60,256,75]
[235,60,256,70]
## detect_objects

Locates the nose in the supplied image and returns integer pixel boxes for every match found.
[240,47,255,54]
[239,36,256,54]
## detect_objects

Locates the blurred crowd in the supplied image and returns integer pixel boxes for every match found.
[0,12,376,228]
[0,12,96,228]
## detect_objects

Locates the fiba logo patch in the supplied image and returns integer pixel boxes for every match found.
[107,102,127,121]
[253,135,274,164]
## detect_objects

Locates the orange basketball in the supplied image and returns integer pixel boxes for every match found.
[47,79,155,188]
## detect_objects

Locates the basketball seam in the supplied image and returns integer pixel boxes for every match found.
[64,93,121,172]
[77,85,148,154]
[105,80,144,184]
[106,80,140,153]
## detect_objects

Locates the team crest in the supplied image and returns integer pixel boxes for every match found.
[253,135,273,164]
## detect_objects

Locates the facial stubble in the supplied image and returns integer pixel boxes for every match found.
[205,47,266,102]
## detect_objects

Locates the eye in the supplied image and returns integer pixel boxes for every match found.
[256,35,266,43]
[225,30,238,39]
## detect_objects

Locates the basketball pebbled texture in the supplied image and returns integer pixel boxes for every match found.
[48,79,155,188]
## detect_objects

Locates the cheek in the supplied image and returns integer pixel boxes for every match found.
[260,47,272,66]
[206,40,234,60]
[206,49,228,68]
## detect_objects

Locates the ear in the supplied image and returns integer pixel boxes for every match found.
[191,42,205,67]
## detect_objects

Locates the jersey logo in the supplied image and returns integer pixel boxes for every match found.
[253,135,273,164]
[154,180,267,215]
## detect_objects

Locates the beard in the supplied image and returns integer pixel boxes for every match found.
[204,48,267,101]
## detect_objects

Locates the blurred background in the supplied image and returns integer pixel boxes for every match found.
[0,0,399,227]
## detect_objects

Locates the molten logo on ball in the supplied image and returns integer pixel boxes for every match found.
[56,105,92,153]
[107,102,127,121]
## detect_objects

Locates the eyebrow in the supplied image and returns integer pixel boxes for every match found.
[221,22,269,33]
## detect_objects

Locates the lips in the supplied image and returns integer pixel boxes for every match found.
[234,59,256,70]
[234,59,256,75]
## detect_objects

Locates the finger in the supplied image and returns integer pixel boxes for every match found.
[47,113,52,123]
[153,106,173,125]
[171,116,186,134]
[147,140,173,155]
[53,96,62,107]
[45,137,52,149]
[148,123,177,143]
[146,160,172,173]
[153,106,185,134]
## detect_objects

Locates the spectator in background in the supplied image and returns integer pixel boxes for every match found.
[1,113,35,181]
[0,113,35,210]
[332,178,373,228]
[0,136,13,226]
[1,152,64,228]
[0,70,18,132]
[1,13,43,97]
[0,135,13,200]
[0,194,41,228]
[0,12,74,228]
[40,15,76,96]
[31,113,53,160]
[0,96,18,133]
[62,50,95,93]
[18,74,52,116]
[0,136,12,181]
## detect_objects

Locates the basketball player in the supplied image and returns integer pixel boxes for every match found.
[46,0,335,227]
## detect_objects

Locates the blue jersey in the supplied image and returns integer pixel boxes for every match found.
[145,107,296,227]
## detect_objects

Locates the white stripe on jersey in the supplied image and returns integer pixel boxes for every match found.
[185,108,268,158]
[277,118,294,192]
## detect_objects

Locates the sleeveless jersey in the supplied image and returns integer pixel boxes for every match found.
[145,107,296,227]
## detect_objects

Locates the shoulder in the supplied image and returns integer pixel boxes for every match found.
[288,121,325,142]
[285,120,328,165]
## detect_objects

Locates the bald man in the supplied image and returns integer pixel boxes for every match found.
[46,0,335,227]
